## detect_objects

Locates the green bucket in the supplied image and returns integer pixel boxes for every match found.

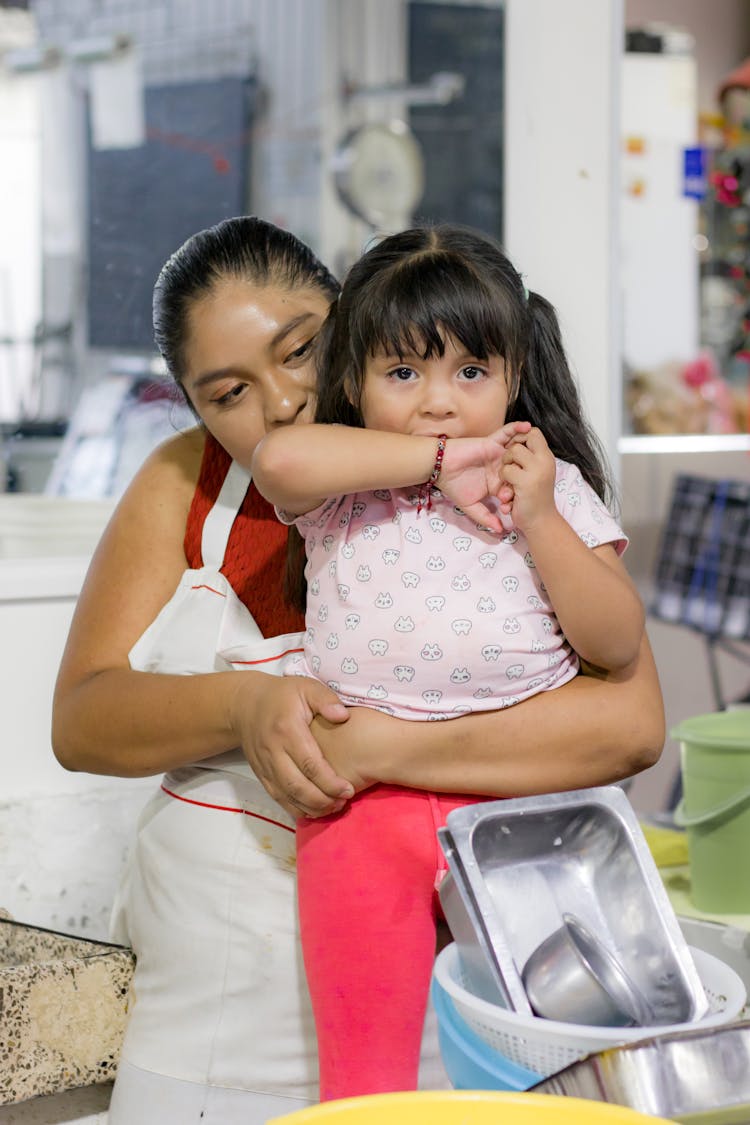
[672,710,750,913]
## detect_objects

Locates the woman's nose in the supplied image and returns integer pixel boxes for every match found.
[263,371,311,426]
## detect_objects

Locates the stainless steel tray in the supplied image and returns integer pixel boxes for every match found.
[438,786,709,1022]
[439,841,509,1007]
[531,1020,750,1124]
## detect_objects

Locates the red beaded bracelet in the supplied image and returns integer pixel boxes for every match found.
[417,434,448,513]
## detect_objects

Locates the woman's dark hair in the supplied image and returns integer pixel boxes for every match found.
[314,223,612,506]
[153,216,339,613]
[153,215,339,386]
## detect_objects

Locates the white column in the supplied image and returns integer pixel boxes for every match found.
[504,0,623,471]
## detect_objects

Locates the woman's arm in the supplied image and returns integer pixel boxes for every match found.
[52,429,352,818]
[311,633,664,797]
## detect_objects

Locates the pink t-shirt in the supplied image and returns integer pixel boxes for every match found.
[279,458,627,720]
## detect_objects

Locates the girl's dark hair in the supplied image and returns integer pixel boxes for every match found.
[314,223,612,506]
[153,215,339,385]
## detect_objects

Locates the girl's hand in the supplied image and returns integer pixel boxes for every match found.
[497,426,557,530]
[437,421,531,531]
[228,674,354,819]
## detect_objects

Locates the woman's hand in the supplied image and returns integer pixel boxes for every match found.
[228,674,354,819]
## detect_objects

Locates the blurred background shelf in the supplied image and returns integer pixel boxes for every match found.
[619,433,750,453]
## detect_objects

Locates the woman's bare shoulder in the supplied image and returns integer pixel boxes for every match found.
[88,426,206,576]
[63,427,209,667]
[139,425,205,485]
[118,426,205,518]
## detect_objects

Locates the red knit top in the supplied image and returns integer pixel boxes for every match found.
[183,433,305,638]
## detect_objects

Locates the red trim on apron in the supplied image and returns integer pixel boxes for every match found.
[160,783,295,833]
[230,647,304,666]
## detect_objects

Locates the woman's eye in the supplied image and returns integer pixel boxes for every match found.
[214,383,246,407]
[285,338,314,363]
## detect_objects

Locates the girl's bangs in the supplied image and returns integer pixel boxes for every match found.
[352,256,519,366]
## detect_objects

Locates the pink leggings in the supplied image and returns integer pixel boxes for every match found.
[296,786,485,1100]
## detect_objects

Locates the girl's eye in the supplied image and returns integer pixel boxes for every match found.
[285,338,314,364]
[388,366,417,382]
[213,383,246,407]
[460,365,486,381]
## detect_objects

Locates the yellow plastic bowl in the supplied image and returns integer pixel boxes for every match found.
[268,1091,675,1124]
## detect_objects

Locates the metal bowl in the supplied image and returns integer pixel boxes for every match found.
[521,914,653,1027]
[532,1019,750,1122]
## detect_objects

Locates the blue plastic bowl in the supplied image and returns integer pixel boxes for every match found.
[430,977,542,1091]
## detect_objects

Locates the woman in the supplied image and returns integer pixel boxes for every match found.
[52,216,664,1124]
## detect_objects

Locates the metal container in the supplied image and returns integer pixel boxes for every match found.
[439,837,509,1008]
[531,1020,750,1123]
[521,913,653,1027]
[438,786,708,1022]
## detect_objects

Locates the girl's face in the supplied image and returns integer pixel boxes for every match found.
[359,332,510,438]
[181,278,331,471]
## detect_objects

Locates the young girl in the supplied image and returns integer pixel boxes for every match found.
[251,223,646,1100]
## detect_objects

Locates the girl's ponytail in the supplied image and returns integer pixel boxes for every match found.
[508,292,613,507]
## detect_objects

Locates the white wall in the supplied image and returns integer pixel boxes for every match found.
[0,499,154,940]
[0,585,152,937]
[621,53,700,371]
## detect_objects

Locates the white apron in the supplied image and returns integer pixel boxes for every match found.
[107,460,449,1124]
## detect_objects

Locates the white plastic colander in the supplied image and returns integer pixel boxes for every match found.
[433,942,747,1079]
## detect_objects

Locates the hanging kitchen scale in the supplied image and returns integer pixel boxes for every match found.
[331,72,464,230]
[331,119,425,231]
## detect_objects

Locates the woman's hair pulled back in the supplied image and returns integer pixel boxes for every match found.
[314,223,611,504]
[153,215,339,385]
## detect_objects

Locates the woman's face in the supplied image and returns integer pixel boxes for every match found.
[181,278,331,471]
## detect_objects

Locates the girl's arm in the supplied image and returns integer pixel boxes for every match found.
[251,421,529,528]
[501,428,644,671]
[311,633,664,797]
[52,430,353,819]
[527,530,643,672]
[252,424,439,513]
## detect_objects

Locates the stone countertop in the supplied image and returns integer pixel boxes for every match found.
[0,919,134,1107]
